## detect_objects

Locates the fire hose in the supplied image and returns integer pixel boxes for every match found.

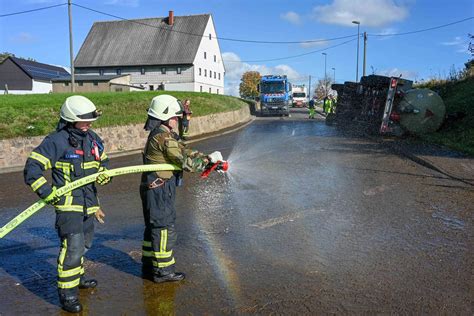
[0,161,229,239]
[0,164,181,239]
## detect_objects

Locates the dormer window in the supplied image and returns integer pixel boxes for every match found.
[209,33,212,40]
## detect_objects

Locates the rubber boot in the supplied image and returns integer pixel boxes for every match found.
[59,290,82,313]
[79,277,98,289]
[141,257,154,279]
[153,272,185,283]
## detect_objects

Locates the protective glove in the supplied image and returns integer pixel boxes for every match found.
[43,187,60,205]
[96,168,111,186]
[95,208,105,224]
[208,151,223,163]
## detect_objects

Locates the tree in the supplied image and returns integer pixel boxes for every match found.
[0,52,36,63]
[464,33,474,77]
[314,77,334,100]
[239,71,261,99]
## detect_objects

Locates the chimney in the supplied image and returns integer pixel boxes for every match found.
[168,11,174,26]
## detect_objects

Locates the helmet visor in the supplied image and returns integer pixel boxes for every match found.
[77,110,102,120]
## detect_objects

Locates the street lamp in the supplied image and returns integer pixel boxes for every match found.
[332,67,336,83]
[352,20,360,83]
[322,52,327,96]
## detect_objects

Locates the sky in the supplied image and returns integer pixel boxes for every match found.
[1,0,473,96]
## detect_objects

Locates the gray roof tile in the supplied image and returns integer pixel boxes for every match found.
[75,14,210,67]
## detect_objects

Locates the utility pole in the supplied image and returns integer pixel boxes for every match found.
[363,32,367,77]
[322,52,327,96]
[68,0,75,92]
[308,75,311,99]
[352,20,360,83]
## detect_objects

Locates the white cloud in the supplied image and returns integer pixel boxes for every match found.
[280,11,302,25]
[378,68,418,79]
[312,0,409,27]
[441,36,463,46]
[104,0,139,7]
[375,28,398,40]
[222,52,304,96]
[10,32,36,44]
[299,39,328,48]
[440,36,470,54]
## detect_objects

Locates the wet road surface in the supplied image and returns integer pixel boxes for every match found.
[0,108,472,314]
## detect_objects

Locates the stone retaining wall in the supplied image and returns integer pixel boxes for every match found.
[0,106,251,172]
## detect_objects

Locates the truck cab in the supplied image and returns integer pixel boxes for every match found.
[291,85,308,107]
[258,75,291,116]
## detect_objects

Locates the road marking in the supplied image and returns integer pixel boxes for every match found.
[250,209,325,229]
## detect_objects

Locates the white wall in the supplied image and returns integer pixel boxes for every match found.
[193,15,225,94]
[76,65,193,91]
[0,80,52,94]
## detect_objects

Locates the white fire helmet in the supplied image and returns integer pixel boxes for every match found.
[60,95,101,122]
[147,95,183,121]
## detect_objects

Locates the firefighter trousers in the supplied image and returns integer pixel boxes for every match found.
[140,175,178,276]
[56,213,94,297]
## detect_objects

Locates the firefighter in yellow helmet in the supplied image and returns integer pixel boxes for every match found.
[140,95,222,283]
[24,95,110,313]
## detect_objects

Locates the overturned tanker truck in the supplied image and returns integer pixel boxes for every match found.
[330,75,446,136]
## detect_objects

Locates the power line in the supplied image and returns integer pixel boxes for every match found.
[72,2,358,44]
[369,16,474,37]
[224,38,357,63]
[0,3,67,18]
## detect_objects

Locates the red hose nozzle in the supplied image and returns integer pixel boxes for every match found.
[200,160,229,178]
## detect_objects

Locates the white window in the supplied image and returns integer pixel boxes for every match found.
[161,68,166,74]
[200,86,202,92]
[204,52,207,59]
[214,72,216,79]
[177,67,182,74]
[204,69,207,77]
[141,68,145,75]
[199,68,202,76]
[209,33,212,40]
[218,73,221,80]
[209,87,211,93]
[217,88,219,94]
[214,55,216,62]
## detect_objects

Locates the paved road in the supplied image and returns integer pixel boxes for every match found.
[0,108,472,314]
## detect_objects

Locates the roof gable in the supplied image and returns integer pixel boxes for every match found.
[75,14,210,67]
[9,56,69,80]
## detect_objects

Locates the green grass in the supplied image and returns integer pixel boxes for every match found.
[417,77,474,155]
[0,91,248,139]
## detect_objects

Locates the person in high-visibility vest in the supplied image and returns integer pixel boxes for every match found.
[323,96,332,114]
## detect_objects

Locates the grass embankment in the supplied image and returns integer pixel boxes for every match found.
[0,91,248,139]
[417,77,474,155]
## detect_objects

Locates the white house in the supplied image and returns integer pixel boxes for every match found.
[0,56,69,94]
[74,11,225,94]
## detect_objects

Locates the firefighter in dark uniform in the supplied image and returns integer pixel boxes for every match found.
[140,95,222,283]
[24,95,110,313]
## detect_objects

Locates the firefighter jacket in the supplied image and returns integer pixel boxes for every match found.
[24,126,109,216]
[142,124,208,180]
